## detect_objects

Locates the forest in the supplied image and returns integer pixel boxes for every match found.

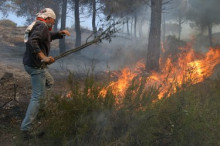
[0,0,219,145]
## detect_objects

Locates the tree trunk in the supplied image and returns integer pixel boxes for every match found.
[126,17,129,34]
[139,19,143,38]
[54,19,58,32]
[178,16,182,41]
[59,0,67,54]
[208,23,213,47]
[134,13,137,38]
[122,22,125,33]
[146,0,162,72]
[52,7,60,32]
[92,0,97,37]
[75,0,81,47]
[130,18,133,37]
[162,13,166,43]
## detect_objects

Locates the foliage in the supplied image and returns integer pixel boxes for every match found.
[124,78,220,145]
[39,70,220,145]
[187,0,220,29]
[164,0,187,21]
[101,0,147,17]
[42,72,116,144]
[0,0,12,16]
[11,0,62,23]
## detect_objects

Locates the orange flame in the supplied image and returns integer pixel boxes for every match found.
[66,91,72,98]
[101,46,220,101]
[100,60,145,97]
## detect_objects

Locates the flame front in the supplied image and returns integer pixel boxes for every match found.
[100,61,145,98]
[101,46,220,101]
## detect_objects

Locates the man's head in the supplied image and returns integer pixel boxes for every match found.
[37,8,56,20]
[36,8,56,26]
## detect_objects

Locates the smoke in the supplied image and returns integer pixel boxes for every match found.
[1,0,220,76]
[49,4,152,74]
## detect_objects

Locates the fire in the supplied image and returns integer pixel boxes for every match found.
[100,60,145,97]
[66,91,72,98]
[101,46,220,101]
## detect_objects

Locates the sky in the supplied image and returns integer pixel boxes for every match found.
[0,11,93,30]
[0,12,24,26]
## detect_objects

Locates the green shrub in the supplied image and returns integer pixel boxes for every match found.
[122,79,220,146]
[39,71,219,146]
[40,72,116,144]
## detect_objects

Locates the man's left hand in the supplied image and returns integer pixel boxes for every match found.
[60,30,71,36]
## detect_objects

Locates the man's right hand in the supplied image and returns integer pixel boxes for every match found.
[48,56,55,64]
[43,56,55,64]
[38,52,55,64]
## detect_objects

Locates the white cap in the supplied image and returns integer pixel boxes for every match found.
[36,8,56,19]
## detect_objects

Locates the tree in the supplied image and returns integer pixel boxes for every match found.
[187,0,220,47]
[74,0,81,47]
[101,0,130,27]
[92,0,97,36]
[0,0,12,16]
[176,0,187,41]
[81,0,99,37]
[168,0,187,41]
[146,0,162,72]
[101,0,146,37]
[59,0,68,54]
[11,0,61,29]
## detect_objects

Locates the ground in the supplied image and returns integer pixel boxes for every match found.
[0,44,67,145]
[0,63,28,145]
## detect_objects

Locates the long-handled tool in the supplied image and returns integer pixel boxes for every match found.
[53,24,117,61]
[54,36,101,61]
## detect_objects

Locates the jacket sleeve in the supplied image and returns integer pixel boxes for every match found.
[29,24,47,54]
[50,32,63,41]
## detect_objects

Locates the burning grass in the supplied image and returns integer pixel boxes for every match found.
[100,45,220,101]
[24,45,220,145]
[33,71,220,145]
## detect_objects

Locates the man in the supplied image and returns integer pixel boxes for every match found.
[21,8,70,139]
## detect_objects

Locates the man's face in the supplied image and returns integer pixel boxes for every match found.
[46,17,55,25]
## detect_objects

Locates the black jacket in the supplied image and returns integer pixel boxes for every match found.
[23,21,63,68]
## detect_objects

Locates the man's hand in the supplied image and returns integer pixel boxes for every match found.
[38,52,55,64]
[47,56,55,64]
[60,30,71,36]
[42,56,55,64]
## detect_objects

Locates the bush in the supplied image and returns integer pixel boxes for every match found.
[41,72,116,144]
[0,19,17,27]
[122,79,220,146]
[38,71,219,145]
